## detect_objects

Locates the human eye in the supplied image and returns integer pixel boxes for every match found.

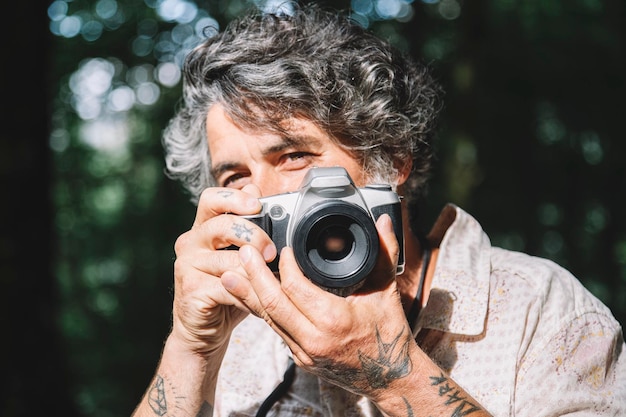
[221,172,248,189]
[280,151,315,168]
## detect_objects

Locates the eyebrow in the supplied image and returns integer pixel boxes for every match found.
[210,134,322,181]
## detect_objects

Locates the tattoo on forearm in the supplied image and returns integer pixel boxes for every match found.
[430,373,480,417]
[148,375,167,416]
[196,401,214,417]
[217,190,233,198]
[403,397,414,417]
[358,327,412,388]
[232,222,254,242]
[148,374,185,417]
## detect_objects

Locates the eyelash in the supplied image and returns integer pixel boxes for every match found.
[283,151,309,161]
[220,151,315,187]
[222,173,243,187]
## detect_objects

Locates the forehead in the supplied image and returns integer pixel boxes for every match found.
[206,104,333,150]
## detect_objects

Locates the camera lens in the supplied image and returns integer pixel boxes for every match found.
[317,226,355,261]
[293,201,379,293]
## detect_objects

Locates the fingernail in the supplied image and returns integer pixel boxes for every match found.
[221,272,238,291]
[378,213,393,232]
[247,198,260,210]
[263,244,277,262]
[239,246,252,263]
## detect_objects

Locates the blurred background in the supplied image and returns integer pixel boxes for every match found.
[2,0,625,415]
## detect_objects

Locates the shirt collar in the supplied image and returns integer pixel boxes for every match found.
[415,204,491,336]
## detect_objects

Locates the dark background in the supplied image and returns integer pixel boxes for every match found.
[3,0,625,416]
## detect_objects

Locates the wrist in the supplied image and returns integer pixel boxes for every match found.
[366,343,428,413]
[167,317,234,358]
[159,333,230,401]
[371,345,492,417]
[163,331,230,366]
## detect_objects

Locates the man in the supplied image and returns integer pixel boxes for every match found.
[133,4,625,417]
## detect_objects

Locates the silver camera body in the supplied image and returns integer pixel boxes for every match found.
[245,166,404,296]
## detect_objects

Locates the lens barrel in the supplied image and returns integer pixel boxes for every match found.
[292,201,379,294]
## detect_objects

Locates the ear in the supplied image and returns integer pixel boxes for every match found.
[395,158,413,186]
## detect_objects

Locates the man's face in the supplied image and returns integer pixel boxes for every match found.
[206,104,369,196]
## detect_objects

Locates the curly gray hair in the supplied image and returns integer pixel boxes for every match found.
[162,3,443,207]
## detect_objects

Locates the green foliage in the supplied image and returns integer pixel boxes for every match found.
[47,0,626,415]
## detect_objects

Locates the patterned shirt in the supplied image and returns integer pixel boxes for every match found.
[215,204,626,416]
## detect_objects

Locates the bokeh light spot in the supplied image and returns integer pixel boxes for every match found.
[95,0,118,19]
[59,15,83,38]
[136,82,161,105]
[48,0,68,21]
[156,62,181,87]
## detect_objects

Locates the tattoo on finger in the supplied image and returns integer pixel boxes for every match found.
[232,222,254,242]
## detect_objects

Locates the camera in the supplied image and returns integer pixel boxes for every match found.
[243,166,404,297]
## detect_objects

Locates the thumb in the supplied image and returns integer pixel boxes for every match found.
[357,214,401,294]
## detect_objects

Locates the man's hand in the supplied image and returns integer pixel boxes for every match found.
[134,184,278,417]
[170,184,276,356]
[221,214,411,397]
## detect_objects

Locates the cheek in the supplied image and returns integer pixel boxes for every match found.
[257,174,305,197]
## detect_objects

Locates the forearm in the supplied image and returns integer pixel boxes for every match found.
[132,335,227,417]
[372,345,492,417]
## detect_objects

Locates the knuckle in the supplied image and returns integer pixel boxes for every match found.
[293,354,315,369]
[260,292,282,315]
[320,311,348,333]
[174,232,190,255]
[301,339,331,363]
[280,276,301,296]
[197,187,214,208]
[213,250,240,272]
[173,258,185,281]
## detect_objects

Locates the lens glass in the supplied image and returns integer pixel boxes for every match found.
[304,214,371,278]
[317,226,355,262]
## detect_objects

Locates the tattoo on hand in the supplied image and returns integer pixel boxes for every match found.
[232,222,254,242]
[430,373,480,417]
[217,190,233,198]
[358,327,412,389]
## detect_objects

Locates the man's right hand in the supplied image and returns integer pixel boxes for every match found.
[169,184,276,357]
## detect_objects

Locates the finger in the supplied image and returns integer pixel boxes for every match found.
[277,247,338,320]
[221,270,291,329]
[220,269,263,316]
[178,215,276,262]
[237,245,313,331]
[193,187,262,228]
[376,213,401,274]
[173,258,251,313]
[199,214,276,256]
[222,250,314,365]
[358,214,400,293]
[187,246,245,276]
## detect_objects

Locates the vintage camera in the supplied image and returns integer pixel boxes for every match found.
[244,166,404,297]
